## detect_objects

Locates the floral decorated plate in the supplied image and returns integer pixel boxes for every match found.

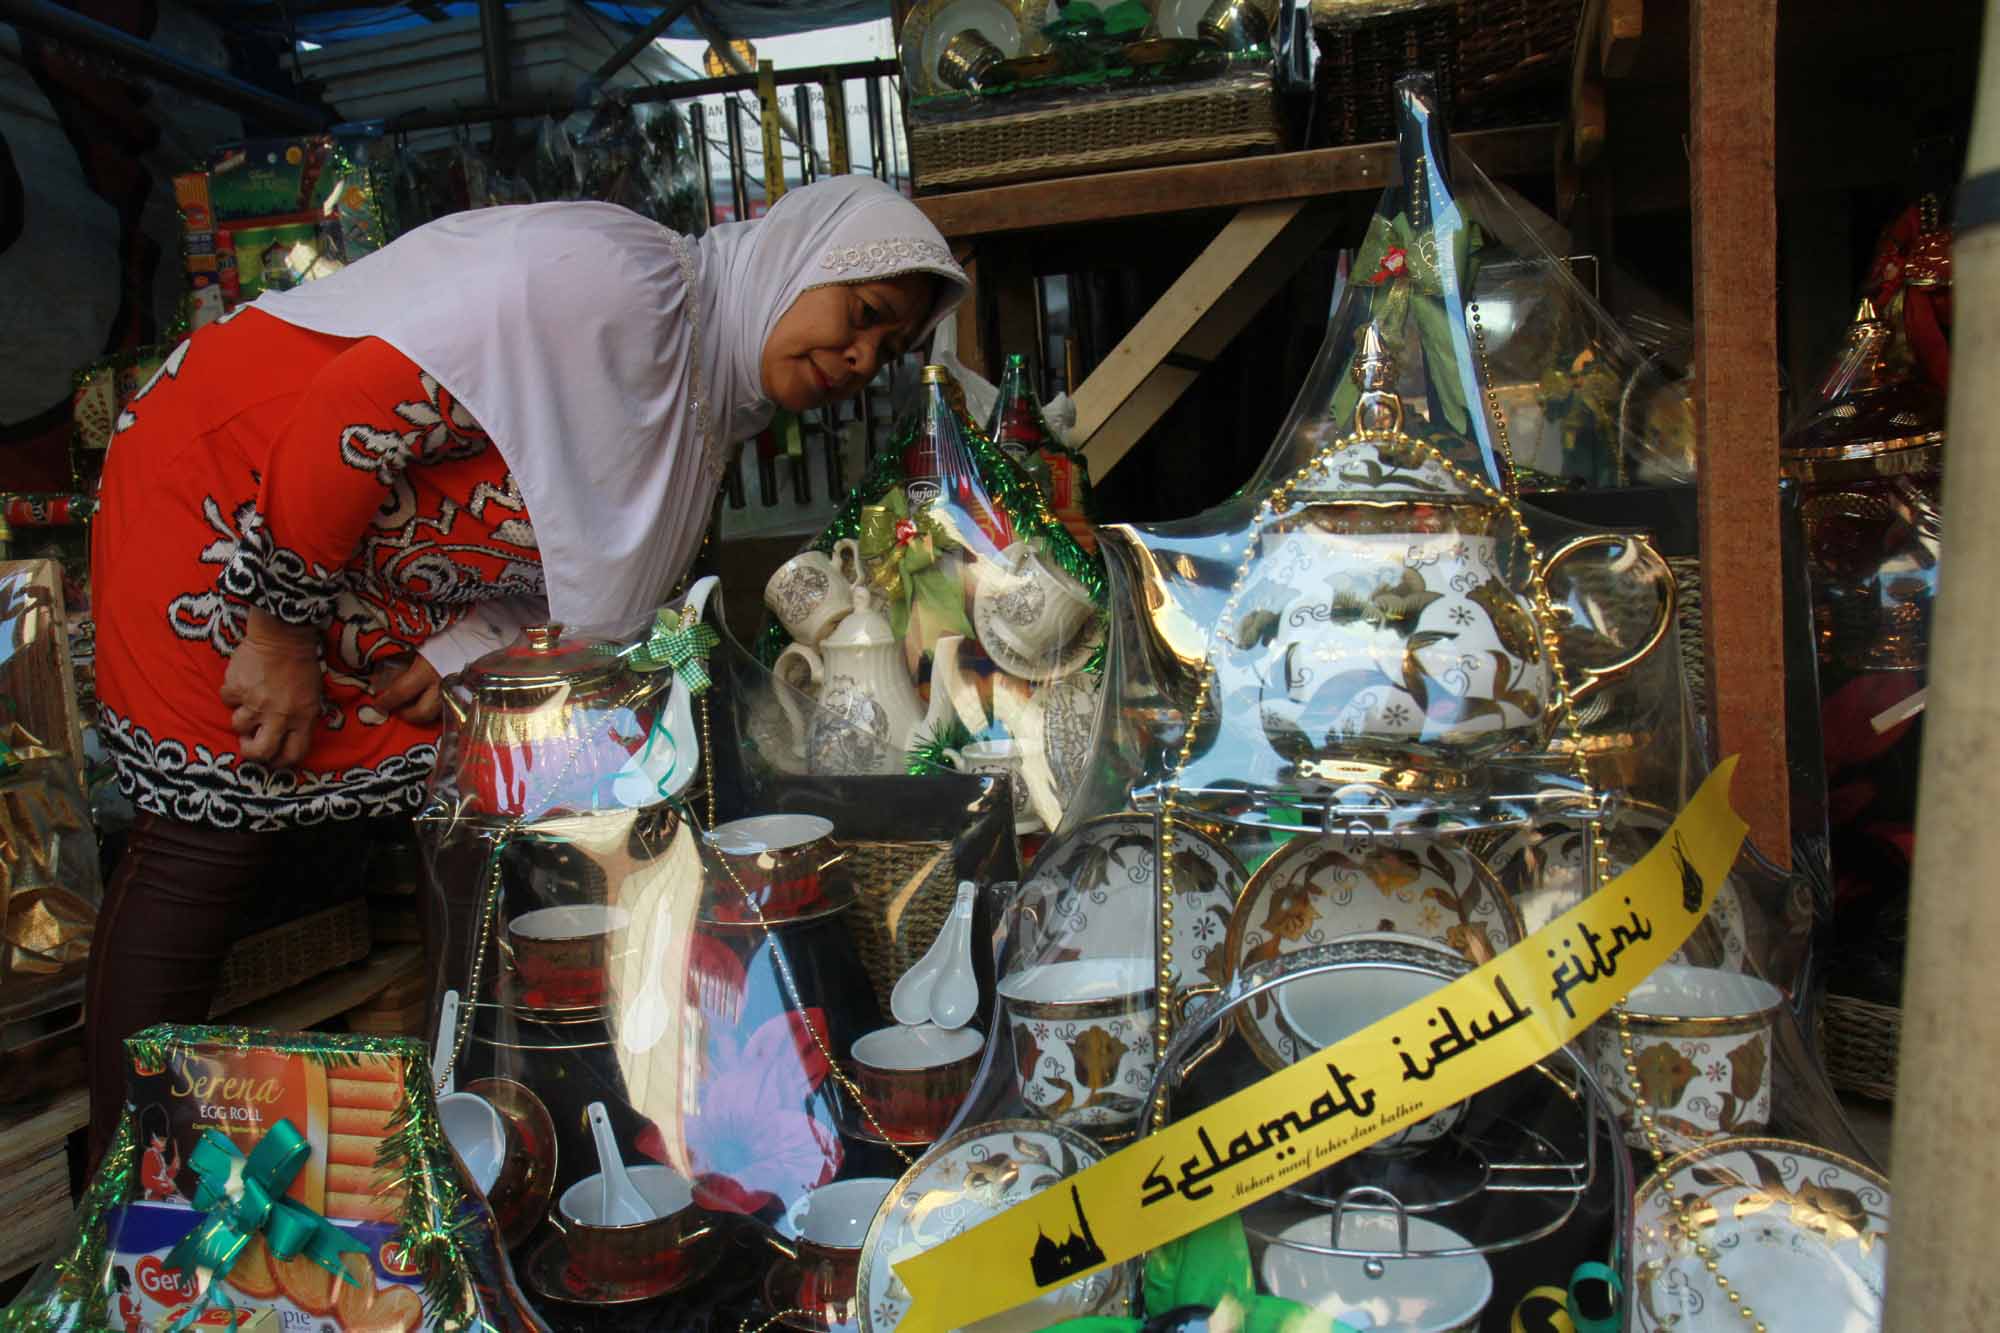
[857,1119,1127,1332]
[1021,813,1249,995]
[1631,1137,1889,1332]
[1481,804,1749,971]
[1224,835,1522,1067]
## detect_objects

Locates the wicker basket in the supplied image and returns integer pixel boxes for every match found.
[1820,991,1901,1102]
[912,76,1287,192]
[841,840,961,1015]
[210,897,372,1018]
[1666,554,1705,705]
[1309,2,1455,147]
[1453,0,1582,127]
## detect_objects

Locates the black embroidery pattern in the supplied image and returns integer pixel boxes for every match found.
[101,706,435,831]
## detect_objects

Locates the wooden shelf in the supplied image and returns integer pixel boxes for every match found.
[231,943,423,1033]
[0,1088,87,1158]
[915,124,1558,239]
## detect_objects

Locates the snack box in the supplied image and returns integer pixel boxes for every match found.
[125,1037,410,1224]
[105,1203,425,1333]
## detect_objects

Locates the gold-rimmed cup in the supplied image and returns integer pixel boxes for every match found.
[1196,0,1268,50]
[1585,964,1783,1151]
[551,1165,713,1287]
[850,1023,985,1144]
[998,956,1156,1135]
[937,28,1005,89]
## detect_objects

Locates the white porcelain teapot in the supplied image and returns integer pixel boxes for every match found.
[773,591,957,775]
[1215,329,1557,783]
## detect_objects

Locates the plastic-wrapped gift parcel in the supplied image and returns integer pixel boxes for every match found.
[845,75,1883,1333]
[753,360,1107,861]
[403,550,1021,1331]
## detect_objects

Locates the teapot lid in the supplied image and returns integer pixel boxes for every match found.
[1297,326,1486,506]
[462,624,628,693]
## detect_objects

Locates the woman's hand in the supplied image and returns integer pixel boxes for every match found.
[371,655,444,725]
[221,611,322,767]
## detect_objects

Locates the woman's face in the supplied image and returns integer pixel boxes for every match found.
[761,273,939,412]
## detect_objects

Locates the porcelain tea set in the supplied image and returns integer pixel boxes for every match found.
[763,530,1102,834]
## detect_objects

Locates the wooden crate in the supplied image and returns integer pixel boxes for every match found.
[0,560,86,783]
[0,1089,85,1283]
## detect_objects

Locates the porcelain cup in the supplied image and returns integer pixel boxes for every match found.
[850,1023,985,1144]
[978,542,1097,664]
[1585,964,1783,1151]
[998,956,1155,1134]
[552,1165,712,1286]
[766,550,856,646]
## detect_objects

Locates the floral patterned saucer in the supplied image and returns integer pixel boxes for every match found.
[1223,835,1522,1067]
[1480,803,1749,971]
[1021,813,1249,997]
[1632,1137,1889,1332]
[857,1119,1127,1332]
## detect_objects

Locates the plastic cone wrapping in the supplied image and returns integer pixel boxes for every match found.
[855,74,1873,1333]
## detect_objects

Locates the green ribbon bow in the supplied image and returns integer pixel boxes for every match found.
[1330,210,1484,438]
[857,488,974,642]
[625,604,721,694]
[162,1120,367,1333]
[1043,1217,1358,1333]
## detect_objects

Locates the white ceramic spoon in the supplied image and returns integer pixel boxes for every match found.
[929,882,981,1030]
[617,895,675,1055]
[892,882,980,1029]
[586,1101,652,1225]
[430,989,462,1096]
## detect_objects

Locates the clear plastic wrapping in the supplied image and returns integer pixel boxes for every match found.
[753,369,1107,847]
[851,74,1873,1333]
[414,576,1024,1328]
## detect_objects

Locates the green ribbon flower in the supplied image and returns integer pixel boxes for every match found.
[857,488,974,642]
[162,1120,367,1333]
[624,604,721,694]
[1042,1216,1356,1333]
[1330,209,1484,437]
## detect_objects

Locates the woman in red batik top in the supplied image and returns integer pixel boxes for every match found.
[86,178,966,1163]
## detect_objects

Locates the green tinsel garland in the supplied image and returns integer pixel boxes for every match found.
[753,397,1106,670]
[3,1025,489,1333]
[904,714,976,776]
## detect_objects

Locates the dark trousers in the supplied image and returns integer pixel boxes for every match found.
[85,811,480,1170]
[85,812,277,1167]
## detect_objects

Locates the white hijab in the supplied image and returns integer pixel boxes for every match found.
[255,176,966,636]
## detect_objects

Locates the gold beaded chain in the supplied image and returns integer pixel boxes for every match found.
[1468,303,1521,497]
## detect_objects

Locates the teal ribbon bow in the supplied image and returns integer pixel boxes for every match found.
[1043,1216,1358,1333]
[161,1120,367,1333]
[625,604,720,694]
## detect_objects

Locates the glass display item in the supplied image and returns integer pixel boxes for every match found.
[988,351,1098,553]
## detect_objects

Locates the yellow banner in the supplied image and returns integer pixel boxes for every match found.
[893,759,1748,1332]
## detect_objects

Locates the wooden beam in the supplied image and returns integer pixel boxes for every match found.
[914,125,1557,239]
[1074,200,1336,477]
[1600,0,1643,78]
[1690,0,1787,864]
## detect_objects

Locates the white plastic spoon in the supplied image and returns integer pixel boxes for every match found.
[430,989,462,1096]
[618,895,675,1055]
[586,1101,651,1225]
[889,921,943,1028]
[928,883,980,1031]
